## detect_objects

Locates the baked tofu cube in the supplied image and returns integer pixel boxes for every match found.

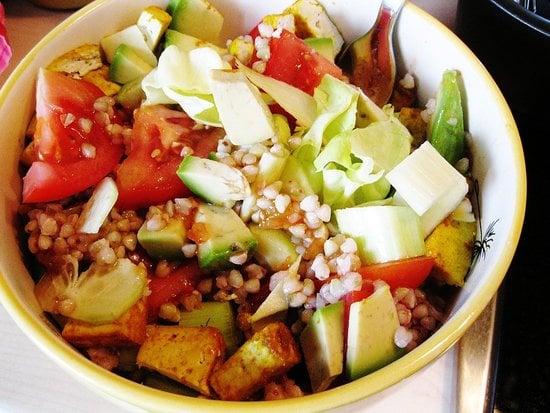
[82,65,121,96]
[137,325,226,397]
[47,44,103,77]
[62,298,147,348]
[210,322,301,401]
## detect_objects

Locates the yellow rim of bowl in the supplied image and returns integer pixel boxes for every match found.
[0,1,527,412]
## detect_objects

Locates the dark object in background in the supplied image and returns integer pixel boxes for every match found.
[456,1,550,412]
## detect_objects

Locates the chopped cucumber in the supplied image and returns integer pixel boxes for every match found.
[167,0,224,44]
[179,301,243,355]
[35,257,147,325]
[177,156,251,206]
[109,44,154,84]
[193,203,257,271]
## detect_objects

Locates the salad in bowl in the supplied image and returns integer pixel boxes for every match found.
[0,0,525,410]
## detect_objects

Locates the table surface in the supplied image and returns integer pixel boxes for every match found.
[0,1,479,412]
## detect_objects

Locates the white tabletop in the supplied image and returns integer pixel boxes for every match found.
[0,1,461,412]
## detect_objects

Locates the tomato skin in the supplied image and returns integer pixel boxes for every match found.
[357,256,435,290]
[250,28,343,95]
[115,105,222,211]
[147,259,202,321]
[22,70,124,203]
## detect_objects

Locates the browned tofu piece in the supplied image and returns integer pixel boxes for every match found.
[426,216,477,287]
[47,44,103,78]
[83,65,121,96]
[137,325,226,397]
[210,322,301,401]
[62,298,147,348]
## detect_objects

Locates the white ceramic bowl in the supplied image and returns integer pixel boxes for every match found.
[0,0,526,411]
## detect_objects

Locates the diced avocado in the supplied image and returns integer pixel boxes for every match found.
[284,0,344,57]
[425,216,477,287]
[280,154,322,200]
[304,37,335,61]
[137,6,172,51]
[137,217,187,260]
[100,25,157,66]
[177,156,251,206]
[164,28,227,55]
[249,257,300,324]
[167,0,224,45]
[115,75,146,110]
[335,205,426,265]
[109,44,154,84]
[346,283,405,380]
[192,203,257,271]
[428,69,465,166]
[179,301,243,355]
[210,69,275,146]
[300,301,344,393]
[256,148,289,187]
[249,225,298,272]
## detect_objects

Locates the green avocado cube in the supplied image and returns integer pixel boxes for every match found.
[345,284,405,380]
[300,301,344,393]
[137,217,187,260]
[194,203,257,271]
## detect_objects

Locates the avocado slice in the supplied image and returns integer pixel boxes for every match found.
[300,301,344,393]
[109,43,154,84]
[167,0,224,44]
[345,283,405,380]
[193,203,257,271]
[137,217,187,260]
[249,225,298,272]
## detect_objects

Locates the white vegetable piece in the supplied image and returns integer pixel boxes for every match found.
[386,141,469,237]
[76,177,119,234]
[210,69,276,145]
[100,25,157,66]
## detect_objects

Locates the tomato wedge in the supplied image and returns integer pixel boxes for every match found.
[147,259,203,321]
[115,105,223,211]
[357,256,435,290]
[22,69,124,203]
[249,28,344,95]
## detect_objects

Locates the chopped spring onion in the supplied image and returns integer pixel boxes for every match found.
[76,176,118,234]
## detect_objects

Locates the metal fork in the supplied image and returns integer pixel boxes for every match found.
[513,0,539,13]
